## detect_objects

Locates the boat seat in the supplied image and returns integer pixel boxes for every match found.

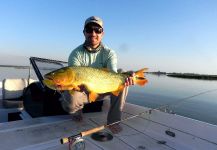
[2,78,35,108]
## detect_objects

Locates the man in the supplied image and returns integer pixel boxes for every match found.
[62,16,134,134]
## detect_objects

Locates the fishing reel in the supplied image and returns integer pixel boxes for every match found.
[61,136,85,150]
[60,125,111,150]
[70,137,85,150]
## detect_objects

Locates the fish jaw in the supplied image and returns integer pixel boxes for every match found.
[43,67,76,91]
[43,79,57,90]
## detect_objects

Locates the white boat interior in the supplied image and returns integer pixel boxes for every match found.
[0,57,217,150]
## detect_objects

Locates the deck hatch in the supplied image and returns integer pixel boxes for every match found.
[91,131,113,142]
[165,130,176,137]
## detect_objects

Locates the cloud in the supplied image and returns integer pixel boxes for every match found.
[118,43,130,53]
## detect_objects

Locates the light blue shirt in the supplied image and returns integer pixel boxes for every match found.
[68,44,118,72]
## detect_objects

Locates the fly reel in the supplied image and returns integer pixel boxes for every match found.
[69,137,85,150]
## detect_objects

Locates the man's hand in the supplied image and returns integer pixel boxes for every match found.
[125,71,135,86]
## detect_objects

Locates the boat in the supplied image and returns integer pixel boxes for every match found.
[0,57,217,150]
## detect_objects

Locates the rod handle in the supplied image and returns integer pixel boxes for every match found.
[60,138,69,144]
[81,125,105,137]
[60,125,105,144]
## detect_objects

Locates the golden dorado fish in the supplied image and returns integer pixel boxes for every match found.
[43,66,148,102]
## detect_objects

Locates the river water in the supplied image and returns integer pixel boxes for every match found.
[128,74,217,125]
[1,67,217,125]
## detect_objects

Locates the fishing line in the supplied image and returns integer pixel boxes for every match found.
[157,88,217,111]
[58,87,217,148]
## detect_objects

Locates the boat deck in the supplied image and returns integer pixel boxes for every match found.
[0,102,172,150]
[1,100,217,150]
[1,81,217,150]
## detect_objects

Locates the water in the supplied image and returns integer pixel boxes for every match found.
[1,67,217,125]
[128,74,217,125]
[0,67,38,81]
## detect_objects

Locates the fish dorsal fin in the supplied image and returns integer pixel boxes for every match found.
[101,68,109,72]
[89,92,99,103]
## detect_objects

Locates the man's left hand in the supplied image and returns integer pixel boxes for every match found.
[125,72,135,86]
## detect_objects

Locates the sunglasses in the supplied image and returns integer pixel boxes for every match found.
[85,27,103,34]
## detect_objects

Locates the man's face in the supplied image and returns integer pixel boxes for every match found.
[84,23,104,48]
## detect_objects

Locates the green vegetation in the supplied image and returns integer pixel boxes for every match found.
[167,73,217,80]
[147,71,217,80]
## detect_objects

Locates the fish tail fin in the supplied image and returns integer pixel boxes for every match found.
[134,68,148,86]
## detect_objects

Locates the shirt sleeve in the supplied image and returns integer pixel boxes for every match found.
[68,50,82,66]
[106,50,118,73]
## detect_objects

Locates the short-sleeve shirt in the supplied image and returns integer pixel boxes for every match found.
[68,43,118,72]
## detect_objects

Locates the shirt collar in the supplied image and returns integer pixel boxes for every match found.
[83,42,103,53]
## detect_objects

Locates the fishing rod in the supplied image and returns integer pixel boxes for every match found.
[60,110,150,144]
[59,87,217,148]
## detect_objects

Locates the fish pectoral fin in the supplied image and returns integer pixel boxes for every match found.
[62,85,75,90]
[135,68,149,86]
[89,92,99,103]
[72,85,81,91]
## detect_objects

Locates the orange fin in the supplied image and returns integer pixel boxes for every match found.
[72,85,81,91]
[112,91,120,96]
[101,68,109,72]
[134,68,148,86]
[61,85,75,91]
[67,85,75,90]
[112,85,125,96]
[89,92,99,103]
[58,85,79,91]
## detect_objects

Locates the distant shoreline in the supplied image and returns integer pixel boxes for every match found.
[166,73,217,80]
[1,65,217,80]
[148,72,217,80]
[0,65,29,69]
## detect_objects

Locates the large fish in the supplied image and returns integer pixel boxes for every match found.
[43,66,148,102]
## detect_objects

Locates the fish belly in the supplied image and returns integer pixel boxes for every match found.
[75,68,124,93]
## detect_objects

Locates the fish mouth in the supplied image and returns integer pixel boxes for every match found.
[44,75,53,81]
[44,79,62,89]
[43,76,64,90]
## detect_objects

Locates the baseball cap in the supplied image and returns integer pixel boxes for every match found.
[84,16,103,28]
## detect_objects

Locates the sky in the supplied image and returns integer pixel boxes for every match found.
[0,0,217,74]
